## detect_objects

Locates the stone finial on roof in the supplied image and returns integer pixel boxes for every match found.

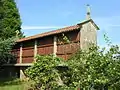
[86,4,91,20]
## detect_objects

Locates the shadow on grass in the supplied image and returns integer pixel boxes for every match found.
[0,78,23,86]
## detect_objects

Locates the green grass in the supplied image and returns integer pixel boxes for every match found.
[0,84,26,90]
[0,78,28,90]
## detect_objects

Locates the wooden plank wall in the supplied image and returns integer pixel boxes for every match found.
[37,36,53,55]
[12,49,20,63]
[12,30,80,63]
[22,40,34,63]
[12,43,20,63]
[57,30,80,60]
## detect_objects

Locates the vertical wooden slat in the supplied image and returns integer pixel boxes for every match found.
[20,67,26,80]
[79,28,81,48]
[53,36,57,56]
[34,40,37,57]
[20,43,23,63]
[34,40,37,61]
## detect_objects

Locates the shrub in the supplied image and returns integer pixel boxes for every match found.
[66,44,120,89]
[25,55,64,90]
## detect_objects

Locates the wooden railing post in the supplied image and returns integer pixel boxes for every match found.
[34,40,37,61]
[19,43,25,80]
[79,29,81,48]
[53,36,57,57]
[20,43,23,63]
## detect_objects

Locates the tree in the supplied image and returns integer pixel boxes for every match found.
[0,0,23,66]
[0,0,23,39]
[25,46,120,89]
[0,37,16,64]
[25,55,64,90]
[25,33,120,89]
[63,44,120,90]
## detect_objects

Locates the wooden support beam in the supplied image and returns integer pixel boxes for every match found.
[20,67,26,80]
[20,43,23,63]
[53,36,57,56]
[34,40,37,59]
[3,63,33,66]
[79,29,81,48]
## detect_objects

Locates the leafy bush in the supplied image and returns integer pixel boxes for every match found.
[25,55,64,90]
[0,37,16,66]
[66,44,120,89]
[25,34,120,90]
[0,0,23,39]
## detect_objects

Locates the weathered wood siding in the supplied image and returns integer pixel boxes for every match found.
[12,30,81,63]
[12,49,20,63]
[57,30,80,60]
[57,43,80,60]
[22,40,34,63]
[12,43,20,63]
[37,36,53,55]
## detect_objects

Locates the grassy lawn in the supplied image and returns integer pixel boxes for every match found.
[0,78,28,90]
[0,84,26,90]
[0,78,79,90]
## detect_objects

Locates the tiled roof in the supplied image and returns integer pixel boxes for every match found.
[17,25,81,42]
[17,19,99,42]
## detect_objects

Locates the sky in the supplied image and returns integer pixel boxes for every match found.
[16,0,120,47]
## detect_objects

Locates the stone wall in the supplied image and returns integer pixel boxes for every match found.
[80,21,97,49]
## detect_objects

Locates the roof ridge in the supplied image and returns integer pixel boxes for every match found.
[17,19,99,42]
[17,24,80,42]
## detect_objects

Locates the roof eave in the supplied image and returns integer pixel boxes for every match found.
[77,19,100,30]
[16,26,81,43]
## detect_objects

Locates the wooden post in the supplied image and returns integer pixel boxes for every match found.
[19,43,25,80]
[79,29,81,48]
[20,43,23,63]
[53,36,57,57]
[20,67,26,80]
[34,40,37,61]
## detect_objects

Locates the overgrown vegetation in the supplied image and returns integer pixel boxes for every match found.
[25,55,65,90]
[0,78,28,90]
[0,37,16,65]
[0,0,23,67]
[66,45,120,90]
[0,0,23,39]
[26,36,120,90]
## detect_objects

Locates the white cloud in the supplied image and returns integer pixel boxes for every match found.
[94,15,120,48]
[94,15,120,31]
[61,11,72,17]
[21,26,66,30]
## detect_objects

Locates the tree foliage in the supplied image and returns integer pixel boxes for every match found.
[0,0,23,65]
[65,44,120,89]
[26,34,120,89]
[25,55,64,90]
[0,0,23,39]
[0,37,16,67]
[26,45,120,89]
